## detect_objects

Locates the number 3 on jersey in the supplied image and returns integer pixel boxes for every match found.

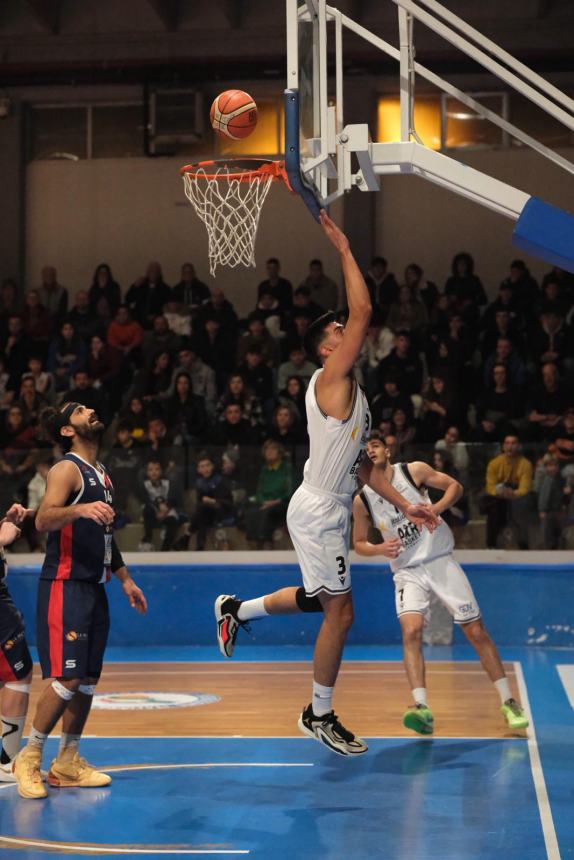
[336,555,347,585]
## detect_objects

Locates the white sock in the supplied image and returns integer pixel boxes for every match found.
[28,726,48,753]
[1,715,26,764]
[494,677,512,704]
[412,687,428,706]
[58,732,81,758]
[312,681,333,717]
[237,597,269,621]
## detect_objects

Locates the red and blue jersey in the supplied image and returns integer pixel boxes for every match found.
[41,453,115,584]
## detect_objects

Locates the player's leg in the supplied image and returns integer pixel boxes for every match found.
[49,584,111,787]
[215,586,322,658]
[395,572,434,734]
[0,588,34,780]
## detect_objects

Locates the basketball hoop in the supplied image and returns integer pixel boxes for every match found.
[180,158,289,276]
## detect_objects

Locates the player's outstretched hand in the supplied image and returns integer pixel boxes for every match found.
[79,501,115,525]
[319,209,350,255]
[0,521,21,547]
[123,578,148,614]
[4,503,34,525]
[405,504,440,532]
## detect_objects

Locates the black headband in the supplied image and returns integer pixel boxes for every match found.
[57,402,81,429]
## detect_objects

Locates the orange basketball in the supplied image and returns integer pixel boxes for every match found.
[210,89,258,141]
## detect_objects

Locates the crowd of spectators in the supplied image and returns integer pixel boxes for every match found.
[1,251,573,551]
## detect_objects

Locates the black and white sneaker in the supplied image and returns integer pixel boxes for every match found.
[298,703,368,756]
[214,594,249,658]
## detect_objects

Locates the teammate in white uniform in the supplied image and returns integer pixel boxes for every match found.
[352,433,528,733]
[215,211,438,756]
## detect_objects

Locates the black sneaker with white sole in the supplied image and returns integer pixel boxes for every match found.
[214,594,250,658]
[298,703,368,756]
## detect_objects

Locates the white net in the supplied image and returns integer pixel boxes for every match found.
[182,164,275,276]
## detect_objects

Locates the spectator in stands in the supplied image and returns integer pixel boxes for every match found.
[444,252,487,321]
[0,278,21,335]
[483,336,527,390]
[162,296,192,338]
[431,450,469,530]
[299,259,338,311]
[197,286,238,336]
[277,346,316,392]
[125,261,172,328]
[548,407,574,471]
[237,312,280,368]
[130,349,173,406]
[47,320,87,393]
[536,453,566,549]
[24,457,51,551]
[0,406,36,510]
[62,369,111,425]
[212,403,258,448]
[38,266,68,323]
[220,447,244,497]
[474,363,521,443]
[484,434,534,549]
[238,345,274,409]
[88,263,121,319]
[528,311,573,373]
[391,407,417,457]
[86,333,125,395]
[67,289,104,342]
[360,308,394,398]
[257,257,293,311]
[138,460,182,552]
[216,373,263,429]
[16,375,48,425]
[194,314,235,391]
[1,316,30,386]
[427,337,464,391]
[163,372,208,444]
[0,404,36,451]
[377,331,423,396]
[0,356,12,411]
[244,440,293,548]
[290,287,323,323]
[277,375,307,423]
[172,262,210,312]
[140,415,172,465]
[25,355,55,404]
[182,454,232,551]
[386,284,428,336]
[21,289,53,350]
[169,341,217,416]
[371,374,413,426]
[107,304,144,364]
[481,309,523,360]
[482,281,524,332]
[419,375,457,442]
[119,396,148,441]
[107,421,143,512]
[435,425,469,484]
[499,259,539,315]
[526,362,570,441]
[142,314,181,364]
[405,263,438,313]
[255,289,286,342]
[267,403,306,448]
[365,256,398,311]
[537,278,573,320]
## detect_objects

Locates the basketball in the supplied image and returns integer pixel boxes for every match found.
[210,89,258,140]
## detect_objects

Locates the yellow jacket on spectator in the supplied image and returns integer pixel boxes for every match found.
[486,454,533,497]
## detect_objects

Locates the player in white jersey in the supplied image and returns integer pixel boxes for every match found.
[215,211,438,756]
[352,433,528,733]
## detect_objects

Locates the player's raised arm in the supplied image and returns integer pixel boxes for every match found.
[352,495,401,559]
[407,462,464,517]
[319,210,371,382]
[35,460,114,531]
[358,459,439,532]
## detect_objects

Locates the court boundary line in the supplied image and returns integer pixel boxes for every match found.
[514,661,561,860]
[39,734,527,741]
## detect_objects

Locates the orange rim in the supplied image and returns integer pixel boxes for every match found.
[180,158,290,186]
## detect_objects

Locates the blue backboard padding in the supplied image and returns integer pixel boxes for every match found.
[7,562,574,648]
[284,88,322,221]
[513,196,574,274]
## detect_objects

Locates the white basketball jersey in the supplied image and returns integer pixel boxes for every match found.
[303,369,371,498]
[361,464,454,571]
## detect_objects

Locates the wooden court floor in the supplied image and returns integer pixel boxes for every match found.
[25,660,523,738]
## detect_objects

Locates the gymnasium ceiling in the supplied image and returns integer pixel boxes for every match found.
[0,0,573,85]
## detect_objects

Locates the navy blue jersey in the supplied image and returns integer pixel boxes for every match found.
[41,453,115,584]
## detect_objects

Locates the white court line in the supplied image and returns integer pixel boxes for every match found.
[556,665,574,710]
[43,734,526,741]
[514,662,561,860]
[0,839,247,855]
[101,668,514,676]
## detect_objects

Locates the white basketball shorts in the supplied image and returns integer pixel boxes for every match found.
[287,484,352,598]
[393,554,481,624]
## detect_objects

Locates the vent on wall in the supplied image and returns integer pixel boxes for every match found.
[148,89,203,155]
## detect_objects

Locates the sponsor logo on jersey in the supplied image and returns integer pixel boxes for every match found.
[458,603,474,615]
[65,659,77,669]
[66,630,88,642]
[3,631,24,650]
[88,478,97,486]
[92,692,220,711]
[351,426,360,440]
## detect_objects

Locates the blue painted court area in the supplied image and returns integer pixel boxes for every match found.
[0,737,548,859]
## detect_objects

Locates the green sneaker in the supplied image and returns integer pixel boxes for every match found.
[403,704,434,735]
[501,698,529,730]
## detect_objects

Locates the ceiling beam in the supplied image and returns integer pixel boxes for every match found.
[144,0,181,31]
[220,0,241,29]
[21,0,62,35]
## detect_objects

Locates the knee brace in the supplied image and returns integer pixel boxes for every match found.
[51,679,76,701]
[295,587,324,614]
[78,684,97,697]
[4,682,31,694]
